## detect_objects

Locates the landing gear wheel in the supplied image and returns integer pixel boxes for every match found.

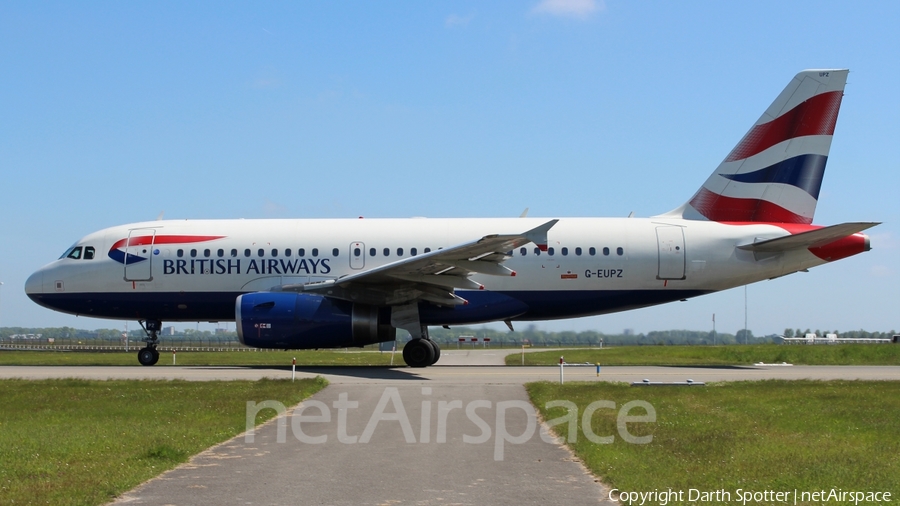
[403,339,435,368]
[136,319,163,366]
[428,340,441,365]
[138,348,156,366]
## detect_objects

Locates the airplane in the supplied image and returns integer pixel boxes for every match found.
[781,333,892,344]
[25,69,878,368]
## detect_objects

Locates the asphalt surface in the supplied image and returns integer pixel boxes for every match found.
[2,364,899,384]
[112,384,613,505]
[3,351,898,505]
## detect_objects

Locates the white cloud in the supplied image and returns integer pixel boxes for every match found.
[870,265,895,278]
[262,199,289,217]
[531,0,603,19]
[445,13,474,28]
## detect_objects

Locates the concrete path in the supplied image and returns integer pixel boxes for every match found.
[112,384,615,505]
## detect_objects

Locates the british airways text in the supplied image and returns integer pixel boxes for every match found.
[162,258,331,276]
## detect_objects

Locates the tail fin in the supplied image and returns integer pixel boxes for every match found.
[665,69,848,224]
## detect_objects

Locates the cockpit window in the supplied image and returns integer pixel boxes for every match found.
[83,247,95,260]
[66,247,83,260]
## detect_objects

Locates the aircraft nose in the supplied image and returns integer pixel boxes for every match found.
[25,269,43,296]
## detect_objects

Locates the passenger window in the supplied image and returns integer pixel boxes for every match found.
[603,247,610,256]
[285,248,292,257]
[257,249,264,257]
[271,249,278,257]
[66,247,83,260]
[617,247,624,256]
[369,248,376,257]
[411,248,417,256]
[244,249,251,258]
[548,247,555,256]
[533,247,541,256]
[312,248,319,257]
[520,247,527,256]
[589,247,596,256]
[397,248,404,256]
[354,247,361,256]
[204,249,211,258]
[298,248,305,257]
[231,249,238,257]
[190,249,197,258]
[83,247,95,259]
[383,248,390,257]
[561,247,568,256]
[424,248,431,253]
[575,247,582,256]
[333,248,339,257]
[217,249,224,258]
[177,249,184,258]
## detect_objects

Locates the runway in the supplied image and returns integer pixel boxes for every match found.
[1,364,898,384]
[4,357,897,505]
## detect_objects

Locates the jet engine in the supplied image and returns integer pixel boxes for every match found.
[236,292,395,349]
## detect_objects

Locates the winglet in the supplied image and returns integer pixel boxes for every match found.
[525,219,559,251]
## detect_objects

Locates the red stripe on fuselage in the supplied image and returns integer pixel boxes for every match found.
[110,235,226,250]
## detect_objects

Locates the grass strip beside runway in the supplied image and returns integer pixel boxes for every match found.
[511,344,900,366]
[0,349,399,366]
[0,377,327,505]
[527,380,900,503]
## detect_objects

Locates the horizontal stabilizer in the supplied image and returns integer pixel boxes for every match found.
[737,222,879,252]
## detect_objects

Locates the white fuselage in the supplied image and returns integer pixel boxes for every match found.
[25,217,831,324]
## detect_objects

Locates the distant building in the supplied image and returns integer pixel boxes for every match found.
[623,328,635,336]
[163,326,176,336]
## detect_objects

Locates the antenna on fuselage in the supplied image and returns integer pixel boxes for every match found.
[519,208,529,218]
[156,211,165,220]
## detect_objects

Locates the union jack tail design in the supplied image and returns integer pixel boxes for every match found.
[667,69,848,224]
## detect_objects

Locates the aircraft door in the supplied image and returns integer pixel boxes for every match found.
[350,242,365,270]
[124,228,156,281]
[656,226,685,280]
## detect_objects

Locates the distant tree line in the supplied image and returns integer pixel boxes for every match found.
[428,326,776,346]
[2,326,896,347]
[0,326,241,346]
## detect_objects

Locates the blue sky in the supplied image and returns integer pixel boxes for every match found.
[1,1,897,336]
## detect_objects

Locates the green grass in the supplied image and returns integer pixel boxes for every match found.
[0,349,400,366]
[509,344,900,366]
[527,380,900,504]
[0,377,327,505]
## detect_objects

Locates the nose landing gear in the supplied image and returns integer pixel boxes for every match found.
[137,319,162,366]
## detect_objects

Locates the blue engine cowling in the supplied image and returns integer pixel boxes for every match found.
[236,292,395,349]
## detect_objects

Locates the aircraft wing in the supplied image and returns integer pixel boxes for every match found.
[737,222,879,253]
[280,219,559,306]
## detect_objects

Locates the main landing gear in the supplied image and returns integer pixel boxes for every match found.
[137,319,162,366]
[392,303,441,368]
[402,335,441,368]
